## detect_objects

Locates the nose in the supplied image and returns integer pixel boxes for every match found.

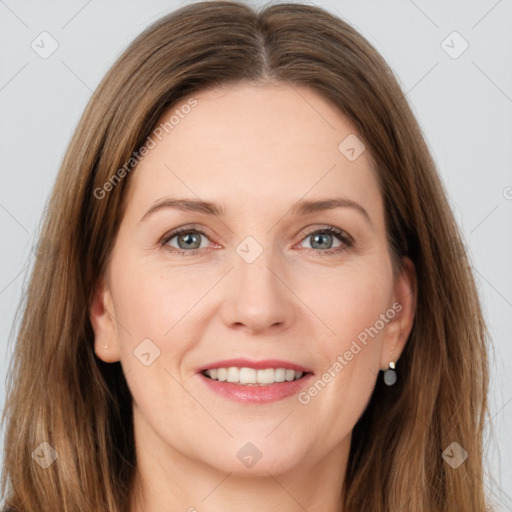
[220,249,298,335]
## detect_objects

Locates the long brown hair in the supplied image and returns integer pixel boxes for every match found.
[1,1,493,510]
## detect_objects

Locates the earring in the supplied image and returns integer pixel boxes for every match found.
[383,361,397,386]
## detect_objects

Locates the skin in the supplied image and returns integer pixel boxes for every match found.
[90,81,416,512]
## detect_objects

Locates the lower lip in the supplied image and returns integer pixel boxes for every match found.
[198,372,314,403]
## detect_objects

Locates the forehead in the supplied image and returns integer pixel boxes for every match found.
[124,82,382,222]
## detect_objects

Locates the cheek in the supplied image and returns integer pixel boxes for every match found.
[296,266,392,422]
[111,260,204,337]
[109,263,204,415]
[301,258,393,347]
[109,259,222,383]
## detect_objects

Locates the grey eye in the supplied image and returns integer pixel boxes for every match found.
[302,231,343,250]
[167,231,208,251]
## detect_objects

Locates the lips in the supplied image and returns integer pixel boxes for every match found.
[197,358,313,374]
[197,369,315,403]
[196,358,315,403]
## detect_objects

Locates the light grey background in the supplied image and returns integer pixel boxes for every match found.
[1,0,511,508]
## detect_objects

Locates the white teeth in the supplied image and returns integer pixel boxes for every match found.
[285,369,296,381]
[274,368,286,382]
[257,368,275,384]
[226,367,239,383]
[203,367,305,385]
[239,367,256,384]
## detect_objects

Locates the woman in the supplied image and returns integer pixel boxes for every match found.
[1,1,493,511]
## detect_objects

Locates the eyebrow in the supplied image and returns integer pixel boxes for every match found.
[140,197,372,226]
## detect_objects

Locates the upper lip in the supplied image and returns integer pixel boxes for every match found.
[198,358,313,374]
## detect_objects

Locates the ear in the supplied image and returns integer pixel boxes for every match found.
[379,256,417,370]
[89,275,121,363]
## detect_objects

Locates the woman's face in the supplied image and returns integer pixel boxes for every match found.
[91,81,415,478]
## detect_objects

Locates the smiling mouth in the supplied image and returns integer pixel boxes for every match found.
[201,367,310,386]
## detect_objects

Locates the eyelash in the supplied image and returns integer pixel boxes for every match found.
[160,225,354,257]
